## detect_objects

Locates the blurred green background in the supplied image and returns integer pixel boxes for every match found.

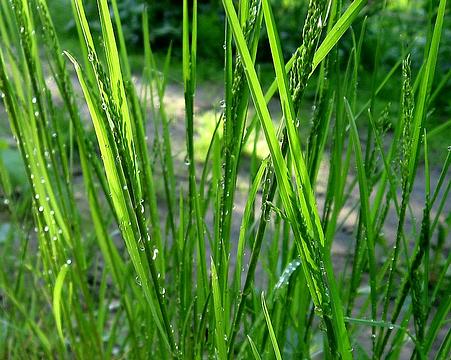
[48,0,450,119]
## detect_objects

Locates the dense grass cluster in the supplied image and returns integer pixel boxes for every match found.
[0,0,449,359]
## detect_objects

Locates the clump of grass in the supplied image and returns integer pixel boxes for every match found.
[0,0,449,359]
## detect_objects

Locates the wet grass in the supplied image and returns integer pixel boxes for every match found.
[0,0,450,359]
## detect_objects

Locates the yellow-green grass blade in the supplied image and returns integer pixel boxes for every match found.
[247,335,262,360]
[53,263,70,344]
[65,52,172,352]
[243,0,368,146]
[96,0,136,173]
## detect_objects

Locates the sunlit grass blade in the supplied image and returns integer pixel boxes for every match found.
[53,263,70,344]
[261,0,351,355]
[65,51,174,352]
[311,0,367,74]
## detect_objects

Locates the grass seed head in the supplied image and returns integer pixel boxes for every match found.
[290,0,327,108]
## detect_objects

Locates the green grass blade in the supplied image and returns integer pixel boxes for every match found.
[261,0,351,356]
[211,259,227,360]
[311,0,367,74]
[65,51,173,352]
[247,335,263,360]
[261,292,282,360]
[234,158,268,291]
[53,263,70,344]
[345,99,378,349]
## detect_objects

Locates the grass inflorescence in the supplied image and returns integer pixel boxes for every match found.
[0,0,449,359]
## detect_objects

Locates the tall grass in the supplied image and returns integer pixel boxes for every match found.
[0,0,449,359]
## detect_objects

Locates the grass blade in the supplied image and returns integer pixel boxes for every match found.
[53,263,70,344]
[261,292,282,360]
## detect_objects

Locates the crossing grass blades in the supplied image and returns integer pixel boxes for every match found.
[0,0,450,359]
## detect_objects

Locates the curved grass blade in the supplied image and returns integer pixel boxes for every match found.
[311,0,367,74]
[65,52,173,353]
[53,263,70,344]
[243,0,368,145]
